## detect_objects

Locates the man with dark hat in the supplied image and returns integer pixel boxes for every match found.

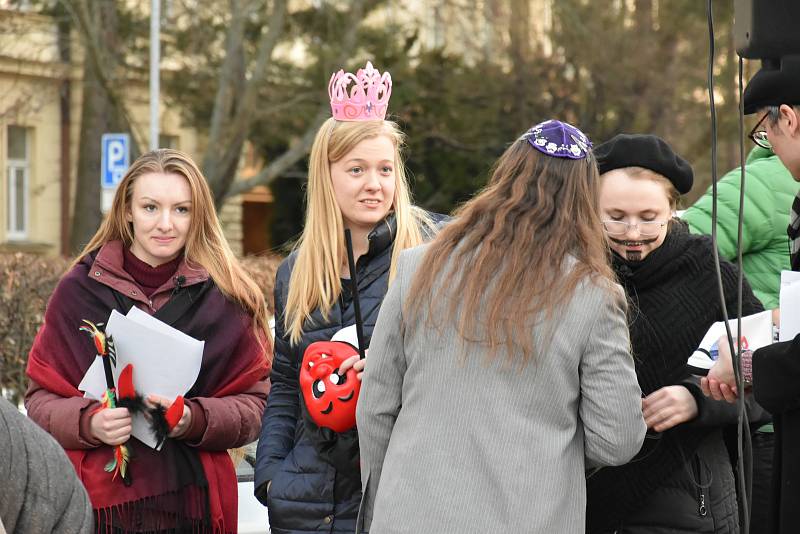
[703,55,800,534]
[741,56,800,185]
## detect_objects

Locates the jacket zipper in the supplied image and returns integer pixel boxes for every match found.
[693,455,707,517]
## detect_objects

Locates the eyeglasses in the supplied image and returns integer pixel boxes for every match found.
[749,111,772,150]
[602,220,668,237]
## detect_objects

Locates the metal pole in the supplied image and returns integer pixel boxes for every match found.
[149,0,160,150]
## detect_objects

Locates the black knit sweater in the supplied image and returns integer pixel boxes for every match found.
[586,224,763,531]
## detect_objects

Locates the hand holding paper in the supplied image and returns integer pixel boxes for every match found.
[700,270,800,402]
[146,394,192,439]
[687,310,772,376]
[78,307,204,449]
[90,407,133,446]
[699,335,742,403]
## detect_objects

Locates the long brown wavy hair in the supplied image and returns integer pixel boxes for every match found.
[405,135,618,362]
[71,149,271,358]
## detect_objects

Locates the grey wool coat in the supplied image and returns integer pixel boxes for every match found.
[356,245,647,534]
[0,397,93,534]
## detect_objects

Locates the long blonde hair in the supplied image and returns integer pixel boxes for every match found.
[72,149,271,358]
[406,137,619,363]
[284,118,431,344]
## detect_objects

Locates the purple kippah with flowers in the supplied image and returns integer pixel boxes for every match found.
[524,119,592,160]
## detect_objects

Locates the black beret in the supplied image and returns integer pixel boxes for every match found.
[594,133,693,194]
[743,56,800,115]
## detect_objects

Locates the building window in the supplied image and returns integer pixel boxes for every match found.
[7,125,30,240]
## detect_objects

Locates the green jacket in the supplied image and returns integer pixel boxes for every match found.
[683,147,797,309]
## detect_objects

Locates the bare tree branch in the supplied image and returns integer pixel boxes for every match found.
[222,0,367,201]
[203,0,251,176]
[60,0,146,153]
[207,0,289,204]
[251,91,317,119]
[224,107,328,198]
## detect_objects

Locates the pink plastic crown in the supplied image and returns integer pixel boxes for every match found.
[328,61,392,121]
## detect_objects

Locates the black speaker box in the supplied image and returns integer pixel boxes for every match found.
[735,0,800,59]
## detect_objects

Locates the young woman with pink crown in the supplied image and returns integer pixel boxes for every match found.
[253,62,441,533]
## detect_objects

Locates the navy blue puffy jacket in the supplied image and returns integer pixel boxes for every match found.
[255,215,407,534]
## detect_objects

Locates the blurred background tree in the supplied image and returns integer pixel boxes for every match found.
[240,0,744,247]
[17,0,748,251]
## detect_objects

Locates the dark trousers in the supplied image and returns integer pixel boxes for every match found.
[749,431,775,534]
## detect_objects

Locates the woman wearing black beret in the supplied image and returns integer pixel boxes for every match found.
[586,133,767,533]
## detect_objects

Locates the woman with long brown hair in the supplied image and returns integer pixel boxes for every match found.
[26,148,271,533]
[356,120,646,533]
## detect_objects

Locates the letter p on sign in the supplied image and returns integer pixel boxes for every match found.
[100,133,130,212]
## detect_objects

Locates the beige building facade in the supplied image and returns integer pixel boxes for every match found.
[0,9,69,254]
[0,7,262,257]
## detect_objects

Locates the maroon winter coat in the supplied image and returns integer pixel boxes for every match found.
[26,241,270,533]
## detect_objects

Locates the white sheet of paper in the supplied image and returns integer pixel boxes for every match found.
[781,270,800,287]
[780,270,800,341]
[104,309,204,449]
[77,356,106,401]
[125,306,201,346]
[331,324,360,350]
[688,310,773,371]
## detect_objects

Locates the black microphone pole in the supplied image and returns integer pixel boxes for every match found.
[344,229,367,360]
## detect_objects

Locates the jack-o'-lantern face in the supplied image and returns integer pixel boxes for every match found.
[299,341,361,433]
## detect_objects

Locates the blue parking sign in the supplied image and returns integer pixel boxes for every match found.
[101,133,130,189]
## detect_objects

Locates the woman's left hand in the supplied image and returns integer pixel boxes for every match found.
[338,349,368,381]
[642,385,698,432]
[146,394,193,438]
